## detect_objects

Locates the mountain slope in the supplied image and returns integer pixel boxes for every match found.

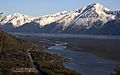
[0,13,36,27]
[98,19,120,35]
[0,3,120,35]
[34,11,69,27]
[39,3,119,34]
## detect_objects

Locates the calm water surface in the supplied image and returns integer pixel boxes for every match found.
[47,45,119,75]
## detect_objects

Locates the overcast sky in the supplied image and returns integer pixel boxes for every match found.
[0,0,120,16]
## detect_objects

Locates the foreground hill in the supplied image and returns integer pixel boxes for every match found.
[1,3,120,35]
[0,31,39,51]
[0,31,39,75]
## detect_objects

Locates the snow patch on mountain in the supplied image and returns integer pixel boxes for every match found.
[56,11,80,29]
[34,11,69,27]
[0,13,36,27]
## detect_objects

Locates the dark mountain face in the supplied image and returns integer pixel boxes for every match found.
[2,23,14,32]
[2,22,41,33]
[61,20,103,34]
[13,22,41,33]
[40,22,64,33]
[98,19,120,35]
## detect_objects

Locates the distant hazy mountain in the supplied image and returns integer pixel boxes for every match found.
[0,3,120,35]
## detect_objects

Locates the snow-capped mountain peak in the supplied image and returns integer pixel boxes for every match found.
[76,3,115,21]
[88,3,109,11]
[0,12,36,27]
[79,3,110,16]
[55,3,116,30]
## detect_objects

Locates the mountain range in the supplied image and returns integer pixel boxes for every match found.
[0,3,120,35]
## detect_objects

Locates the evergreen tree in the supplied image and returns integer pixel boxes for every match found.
[114,65,120,75]
[0,12,3,30]
[0,12,3,18]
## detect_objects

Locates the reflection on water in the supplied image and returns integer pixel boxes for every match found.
[47,44,119,75]
[48,45,66,50]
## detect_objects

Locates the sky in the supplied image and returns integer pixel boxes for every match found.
[0,0,120,16]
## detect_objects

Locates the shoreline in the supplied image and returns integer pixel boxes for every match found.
[63,38,120,62]
[15,35,81,75]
